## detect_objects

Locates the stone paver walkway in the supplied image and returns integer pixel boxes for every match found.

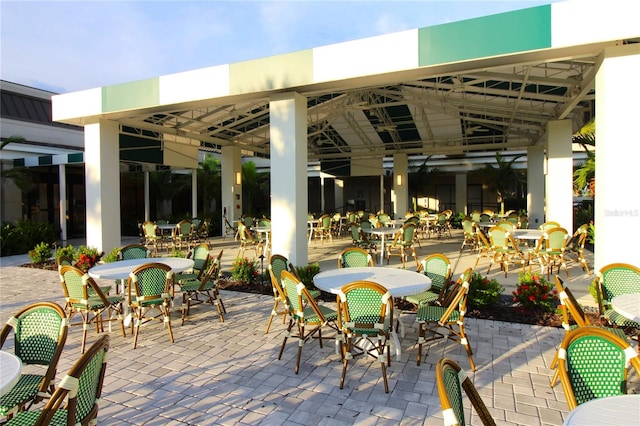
[1,233,636,425]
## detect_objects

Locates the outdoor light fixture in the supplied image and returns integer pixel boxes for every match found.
[396,174,402,186]
[235,171,242,185]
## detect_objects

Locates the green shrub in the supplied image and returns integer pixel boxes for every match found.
[28,242,52,264]
[295,262,321,291]
[102,247,120,263]
[231,257,258,283]
[75,246,102,272]
[512,272,558,312]
[1,219,56,257]
[55,245,76,263]
[588,276,599,304]
[169,247,186,258]
[467,272,504,309]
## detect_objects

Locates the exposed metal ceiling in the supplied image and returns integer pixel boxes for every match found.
[114,46,616,175]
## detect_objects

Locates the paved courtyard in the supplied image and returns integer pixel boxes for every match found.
[1,231,635,425]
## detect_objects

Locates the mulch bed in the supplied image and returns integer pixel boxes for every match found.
[21,263,601,328]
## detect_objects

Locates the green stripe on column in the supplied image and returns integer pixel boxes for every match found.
[418,5,551,66]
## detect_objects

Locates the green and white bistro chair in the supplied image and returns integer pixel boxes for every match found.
[0,302,68,421]
[405,253,453,309]
[5,335,110,426]
[557,327,640,410]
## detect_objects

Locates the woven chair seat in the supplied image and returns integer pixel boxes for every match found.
[72,294,124,311]
[307,289,321,299]
[298,305,339,324]
[180,279,215,292]
[0,374,43,417]
[603,309,640,328]
[5,408,68,425]
[177,273,198,283]
[416,305,460,323]
[405,290,440,306]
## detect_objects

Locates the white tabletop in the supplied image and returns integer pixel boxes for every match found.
[362,226,399,236]
[0,351,22,398]
[563,394,640,426]
[88,258,195,280]
[313,267,432,297]
[251,226,271,233]
[156,223,177,230]
[477,221,496,229]
[611,293,640,322]
[512,229,543,240]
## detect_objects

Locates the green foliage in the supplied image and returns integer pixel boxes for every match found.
[28,242,52,264]
[588,277,600,304]
[450,212,465,229]
[573,205,594,234]
[102,247,120,263]
[295,262,321,291]
[55,245,76,262]
[587,222,595,245]
[231,257,258,283]
[169,247,186,258]
[1,220,57,257]
[512,272,558,312]
[480,152,525,214]
[467,272,504,309]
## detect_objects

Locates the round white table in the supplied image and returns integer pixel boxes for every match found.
[611,293,640,322]
[512,229,543,241]
[88,258,195,281]
[563,394,640,425]
[0,351,22,398]
[314,267,432,360]
[361,227,399,265]
[88,258,194,326]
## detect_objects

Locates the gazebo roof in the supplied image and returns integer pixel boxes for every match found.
[52,2,639,175]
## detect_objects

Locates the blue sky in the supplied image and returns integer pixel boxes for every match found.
[1,0,556,94]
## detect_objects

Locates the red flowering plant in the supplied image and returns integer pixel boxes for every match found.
[75,245,103,272]
[231,257,259,284]
[513,271,558,312]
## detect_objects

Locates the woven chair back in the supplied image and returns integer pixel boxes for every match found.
[119,244,148,260]
[338,281,391,335]
[4,302,67,366]
[418,254,451,292]
[597,263,640,300]
[339,247,373,268]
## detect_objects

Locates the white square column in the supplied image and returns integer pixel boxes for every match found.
[221,146,242,229]
[84,120,121,253]
[270,92,308,266]
[594,44,640,269]
[527,145,545,228]
[545,120,573,231]
[393,153,408,217]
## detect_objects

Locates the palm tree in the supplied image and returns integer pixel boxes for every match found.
[481,152,524,214]
[1,136,36,211]
[408,156,441,211]
[573,119,595,196]
[198,154,221,216]
[241,161,270,216]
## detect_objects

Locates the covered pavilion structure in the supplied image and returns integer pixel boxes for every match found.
[52,1,639,269]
